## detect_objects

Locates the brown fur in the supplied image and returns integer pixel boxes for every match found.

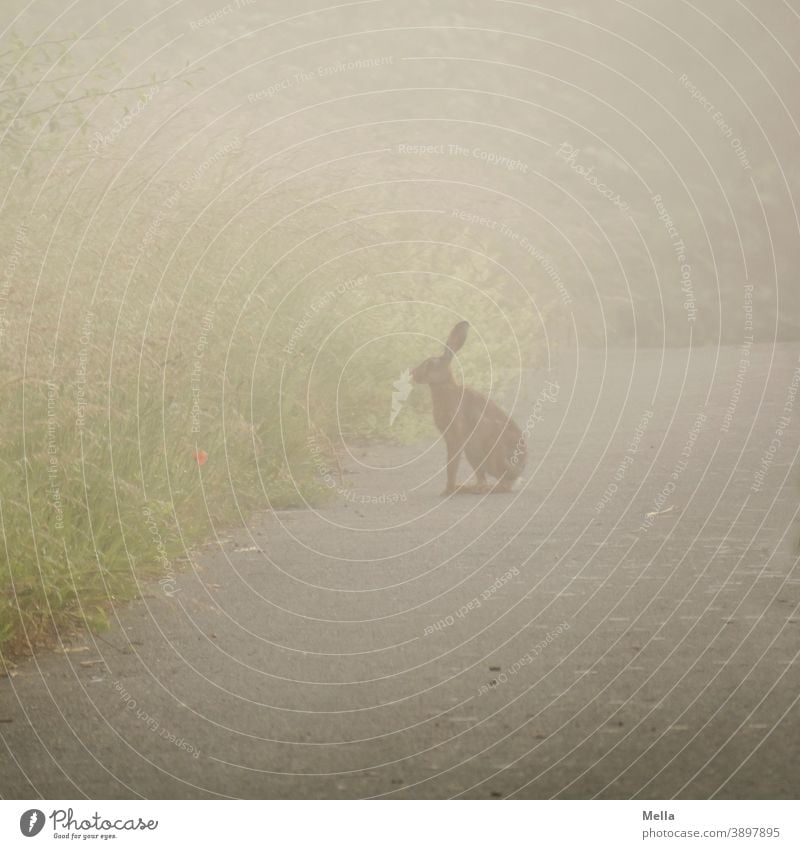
[411,322,526,495]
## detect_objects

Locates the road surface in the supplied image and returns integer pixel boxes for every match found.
[2,344,799,799]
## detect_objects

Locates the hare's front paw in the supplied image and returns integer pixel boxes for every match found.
[440,486,456,497]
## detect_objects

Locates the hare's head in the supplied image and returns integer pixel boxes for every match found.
[411,321,469,385]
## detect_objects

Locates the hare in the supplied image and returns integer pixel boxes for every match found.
[411,321,526,495]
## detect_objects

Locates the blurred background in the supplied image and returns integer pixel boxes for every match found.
[1,0,798,655]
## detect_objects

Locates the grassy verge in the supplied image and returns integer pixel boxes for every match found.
[0,202,554,661]
[0,34,558,661]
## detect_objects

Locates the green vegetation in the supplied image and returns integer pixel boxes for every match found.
[0,35,554,658]
[8,0,793,659]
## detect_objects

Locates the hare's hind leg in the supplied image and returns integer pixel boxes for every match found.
[441,440,463,496]
[491,471,517,493]
[470,468,491,493]
[455,469,490,495]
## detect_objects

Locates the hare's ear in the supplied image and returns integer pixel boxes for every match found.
[443,321,469,361]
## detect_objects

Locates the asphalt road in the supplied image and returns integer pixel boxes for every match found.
[2,344,799,799]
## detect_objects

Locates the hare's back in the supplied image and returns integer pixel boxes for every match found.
[462,387,518,430]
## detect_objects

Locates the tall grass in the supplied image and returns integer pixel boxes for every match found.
[0,37,555,657]
[0,225,549,656]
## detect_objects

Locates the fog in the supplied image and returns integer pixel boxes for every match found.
[5,0,799,349]
[2,0,799,804]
